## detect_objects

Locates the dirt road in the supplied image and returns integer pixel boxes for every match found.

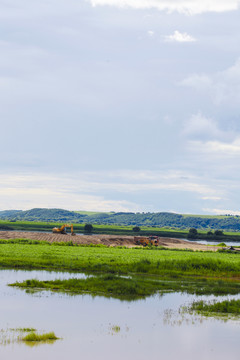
[0,231,218,251]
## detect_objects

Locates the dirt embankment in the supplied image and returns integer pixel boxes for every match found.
[0,231,218,251]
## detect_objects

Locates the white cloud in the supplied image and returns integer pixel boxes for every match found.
[0,175,139,212]
[0,170,220,211]
[181,58,240,105]
[201,196,222,201]
[182,113,231,140]
[189,137,240,156]
[182,112,240,160]
[203,208,240,216]
[88,0,240,15]
[181,74,212,89]
[164,30,196,42]
[4,0,237,20]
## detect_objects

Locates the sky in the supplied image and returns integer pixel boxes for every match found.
[1,0,240,214]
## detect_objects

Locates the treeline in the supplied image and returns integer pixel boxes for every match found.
[1,208,240,231]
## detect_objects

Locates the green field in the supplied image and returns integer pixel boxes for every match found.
[182,214,234,219]
[1,240,240,277]
[1,239,239,300]
[0,219,189,236]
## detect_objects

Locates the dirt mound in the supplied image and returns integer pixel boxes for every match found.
[0,231,218,251]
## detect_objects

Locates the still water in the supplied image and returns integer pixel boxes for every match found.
[184,239,240,246]
[0,269,239,360]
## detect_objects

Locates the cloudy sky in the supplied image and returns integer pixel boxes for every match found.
[1,0,240,214]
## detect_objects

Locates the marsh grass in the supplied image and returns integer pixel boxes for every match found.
[10,275,158,300]
[22,331,59,342]
[0,327,59,347]
[10,327,36,332]
[190,299,240,316]
[110,325,121,334]
[9,274,240,299]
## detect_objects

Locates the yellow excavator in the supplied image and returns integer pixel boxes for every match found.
[134,236,159,247]
[52,224,76,236]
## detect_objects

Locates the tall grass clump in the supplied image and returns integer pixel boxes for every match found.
[190,299,240,315]
[22,331,59,342]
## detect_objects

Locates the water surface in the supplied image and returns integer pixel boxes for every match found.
[184,238,240,246]
[0,269,239,360]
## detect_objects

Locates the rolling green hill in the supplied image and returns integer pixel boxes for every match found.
[1,208,240,231]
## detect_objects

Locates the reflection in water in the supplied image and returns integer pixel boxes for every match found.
[0,329,16,346]
[163,308,208,326]
[23,340,58,348]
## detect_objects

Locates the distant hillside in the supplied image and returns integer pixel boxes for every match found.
[0,210,22,218]
[1,208,240,231]
[0,208,85,223]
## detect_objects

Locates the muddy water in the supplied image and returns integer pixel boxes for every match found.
[0,269,239,360]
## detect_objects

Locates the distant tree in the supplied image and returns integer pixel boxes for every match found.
[187,228,198,239]
[207,231,213,236]
[84,224,93,233]
[132,226,141,232]
[214,230,224,236]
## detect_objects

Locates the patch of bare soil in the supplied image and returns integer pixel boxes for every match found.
[0,231,218,251]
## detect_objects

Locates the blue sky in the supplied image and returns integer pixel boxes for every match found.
[1,0,240,214]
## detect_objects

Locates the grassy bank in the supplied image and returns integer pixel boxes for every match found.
[1,240,240,278]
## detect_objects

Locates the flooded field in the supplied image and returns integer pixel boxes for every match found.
[0,269,240,360]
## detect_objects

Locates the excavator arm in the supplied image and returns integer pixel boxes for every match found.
[52,224,75,235]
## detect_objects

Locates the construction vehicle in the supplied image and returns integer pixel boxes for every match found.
[149,236,160,246]
[134,236,159,247]
[52,224,76,236]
